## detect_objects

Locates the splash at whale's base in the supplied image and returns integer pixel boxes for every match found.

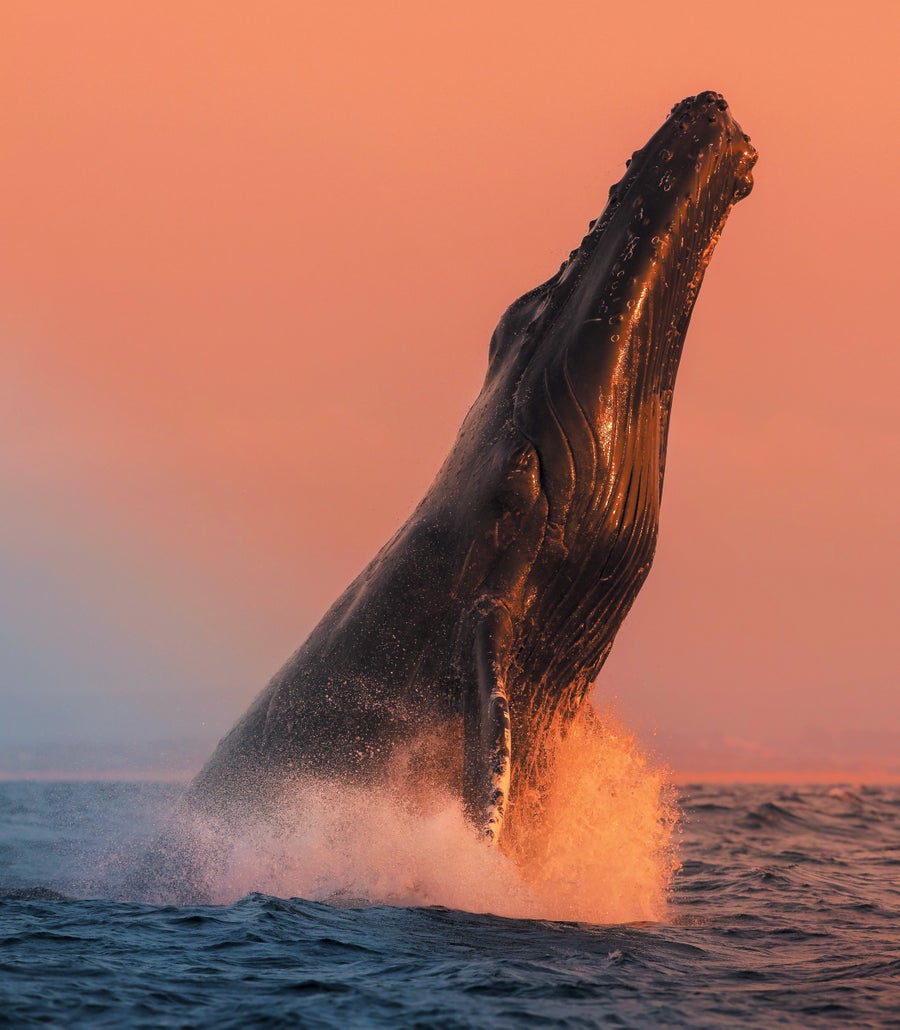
[139,706,679,923]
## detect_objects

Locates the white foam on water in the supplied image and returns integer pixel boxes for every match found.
[189,707,679,924]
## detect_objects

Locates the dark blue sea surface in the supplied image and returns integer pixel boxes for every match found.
[1,780,898,1026]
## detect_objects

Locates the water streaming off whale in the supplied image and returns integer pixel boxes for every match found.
[126,705,678,923]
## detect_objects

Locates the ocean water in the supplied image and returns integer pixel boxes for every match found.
[1,776,898,1027]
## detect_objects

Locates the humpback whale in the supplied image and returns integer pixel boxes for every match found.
[180,91,756,853]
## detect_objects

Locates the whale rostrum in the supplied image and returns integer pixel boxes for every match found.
[188,91,756,846]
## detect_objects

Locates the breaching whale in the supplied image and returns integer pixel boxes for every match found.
[180,91,756,852]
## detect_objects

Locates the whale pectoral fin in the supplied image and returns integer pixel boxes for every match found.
[481,676,511,844]
[463,598,514,844]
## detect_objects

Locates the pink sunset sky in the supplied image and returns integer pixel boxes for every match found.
[1,2,897,779]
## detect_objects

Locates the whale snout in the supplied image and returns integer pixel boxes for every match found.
[670,90,757,200]
[538,92,756,392]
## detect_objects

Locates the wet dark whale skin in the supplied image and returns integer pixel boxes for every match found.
[187,91,756,842]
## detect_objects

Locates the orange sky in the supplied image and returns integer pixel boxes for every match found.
[1,1,898,776]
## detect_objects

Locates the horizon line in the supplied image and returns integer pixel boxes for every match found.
[2,769,899,786]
